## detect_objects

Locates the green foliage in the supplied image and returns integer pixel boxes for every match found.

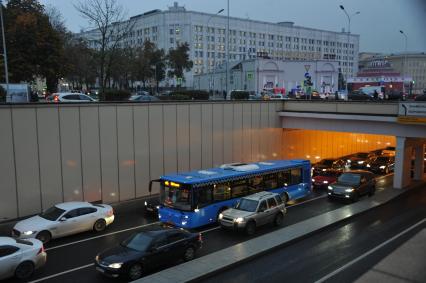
[0,85,6,102]
[171,90,209,100]
[3,0,65,92]
[157,94,191,101]
[231,90,250,100]
[103,89,131,101]
[167,43,193,83]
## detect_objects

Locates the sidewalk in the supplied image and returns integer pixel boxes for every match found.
[355,228,426,283]
[134,182,424,283]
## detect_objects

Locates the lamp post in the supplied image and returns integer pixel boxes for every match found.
[399,30,408,95]
[0,0,9,101]
[226,0,230,99]
[339,5,360,94]
[206,8,224,95]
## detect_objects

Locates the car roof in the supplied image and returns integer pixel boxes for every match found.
[55,201,93,210]
[342,170,373,175]
[243,191,277,201]
[0,237,17,245]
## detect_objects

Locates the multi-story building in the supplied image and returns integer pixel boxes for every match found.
[79,2,360,88]
[358,52,426,95]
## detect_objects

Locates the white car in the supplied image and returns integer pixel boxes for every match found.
[0,237,46,280]
[48,93,97,102]
[12,202,115,243]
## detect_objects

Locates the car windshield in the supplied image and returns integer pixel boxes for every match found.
[122,233,153,252]
[129,95,141,101]
[318,159,334,166]
[39,206,66,221]
[355,153,369,158]
[161,182,192,211]
[235,198,259,212]
[338,173,361,185]
[318,170,339,177]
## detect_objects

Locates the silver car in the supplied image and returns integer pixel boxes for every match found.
[218,191,286,235]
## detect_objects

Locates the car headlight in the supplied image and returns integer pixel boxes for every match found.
[323,180,329,184]
[345,188,354,193]
[322,169,327,172]
[218,213,223,220]
[95,255,99,262]
[328,186,333,190]
[234,217,244,223]
[379,165,386,169]
[347,160,351,163]
[108,263,123,269]
[23,231,36,236]
[358,161,364,164]
[312,178,315,182]
[144,201,147,206]
[366,164,371,168]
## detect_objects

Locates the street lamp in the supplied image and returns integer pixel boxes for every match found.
[399,30,408,95]
[226,0,230,100]
[0,0,9,101]
[339,5,360,94]
[206,8,224,95]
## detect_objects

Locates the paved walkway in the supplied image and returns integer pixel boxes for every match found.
[134,185,411,283]
[355,228,426,283]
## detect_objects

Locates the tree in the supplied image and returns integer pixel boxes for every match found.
[1,0,65,92]
[110,47,135,90]
[167,43,193,87]
[74,0,135,97]
[152,48,166,94]
[133,41,155,87]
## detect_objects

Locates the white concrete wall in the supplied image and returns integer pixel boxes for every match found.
[0,102,283,220]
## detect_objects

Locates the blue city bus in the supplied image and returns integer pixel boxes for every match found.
[152,160,311,229]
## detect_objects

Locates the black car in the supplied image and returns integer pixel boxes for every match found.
[347,152,375,170]
[370,147,395,156]
[414,94,426,101]
[365,155,395,175]
[327,170,376,202]
[95,229,202,280]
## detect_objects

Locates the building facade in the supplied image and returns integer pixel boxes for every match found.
[79,2,359,88]
[194,58,339,95]
[357,52,426,95]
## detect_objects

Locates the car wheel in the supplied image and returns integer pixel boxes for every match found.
[245,221,256,236]
[273,213,283,227]
[128,263,143,281]
[183,246,196,262]
[36,231,51,244]
[368,185,376,197]
[15,261,34,280]
[93,219,106,232]
[352,193,360,202]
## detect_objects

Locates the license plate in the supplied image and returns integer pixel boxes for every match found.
[96,267,105,273]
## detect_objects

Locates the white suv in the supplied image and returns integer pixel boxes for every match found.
[219,191,286,235]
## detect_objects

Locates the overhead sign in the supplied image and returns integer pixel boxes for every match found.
[398,103,426,125]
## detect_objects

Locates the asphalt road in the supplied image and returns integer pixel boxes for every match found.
[0,174,395,283]
[200,182,426,283]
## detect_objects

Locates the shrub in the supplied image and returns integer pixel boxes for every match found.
[170,90,210,100]
[103,90,131,101]
[157,94,191,100]
[231,90,249,100]
[0,85,5,102]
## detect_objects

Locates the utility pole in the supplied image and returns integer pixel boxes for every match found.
[225,0,230,100]
[0,0,9,101]
[206,8,224,96]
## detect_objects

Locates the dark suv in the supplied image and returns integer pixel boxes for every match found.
[327,170,376,202]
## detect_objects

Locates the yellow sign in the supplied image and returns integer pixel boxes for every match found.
[397,116,426,125]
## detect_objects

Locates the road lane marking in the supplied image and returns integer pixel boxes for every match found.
[46,221,160,251]
[314,217,426,283]
[28,263,94,283]
[200,226,221,233]
[288,194,328,208]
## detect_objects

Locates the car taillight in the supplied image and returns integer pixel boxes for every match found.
[198,233,203,243]
[54,96,59,102]
[37,245,45,255]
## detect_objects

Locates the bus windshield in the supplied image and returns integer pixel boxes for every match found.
[160,182,191,211]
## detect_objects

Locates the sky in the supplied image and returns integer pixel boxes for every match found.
[39,0,426,54]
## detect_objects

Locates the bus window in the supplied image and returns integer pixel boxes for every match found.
[213,183,231,201]
[248,176,263,194]
[193,185,213,208]
[263,173,278,189]
[290,168,302,185]
[278,170,291,186]
[231,180,248,198]
[162,183,192,211]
